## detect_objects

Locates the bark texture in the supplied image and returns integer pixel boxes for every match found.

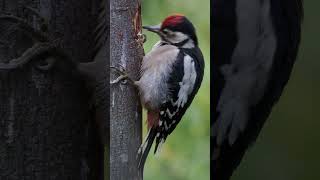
[0,0,107,179]
[110,0,143,179]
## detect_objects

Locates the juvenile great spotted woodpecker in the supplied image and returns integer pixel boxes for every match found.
[133,14,205,170]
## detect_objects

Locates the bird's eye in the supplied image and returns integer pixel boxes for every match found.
[162,30,175,37]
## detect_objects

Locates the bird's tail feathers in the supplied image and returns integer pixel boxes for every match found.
[154,133,166,156]
[137,128,157,171]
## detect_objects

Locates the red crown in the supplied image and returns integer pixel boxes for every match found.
[161,14,185,29]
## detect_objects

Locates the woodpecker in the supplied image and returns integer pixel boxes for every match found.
[132,14,205,170]
[212,0,303,179]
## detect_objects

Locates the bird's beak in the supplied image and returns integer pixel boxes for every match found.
[142,24,161,34]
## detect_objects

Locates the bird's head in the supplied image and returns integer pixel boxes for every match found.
[143,14,198,48]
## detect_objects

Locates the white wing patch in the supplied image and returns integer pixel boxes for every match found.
[215,0,277,146]
[174,55,197,108]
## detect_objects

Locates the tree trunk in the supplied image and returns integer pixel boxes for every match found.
[110,0,143,179]
[0,0,107,179]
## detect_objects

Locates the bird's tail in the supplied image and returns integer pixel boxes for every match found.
[137,127,157,171]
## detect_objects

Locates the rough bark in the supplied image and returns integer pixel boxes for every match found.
[110,0,144,179]
[0,0,107,179]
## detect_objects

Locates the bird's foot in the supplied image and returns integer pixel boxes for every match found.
[110,74,129,84]
[110,65,136,85]
[136,32,147,44]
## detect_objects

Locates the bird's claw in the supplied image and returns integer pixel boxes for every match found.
[110,65,134,85]
[110,74,129,85]
[137,32,147,44]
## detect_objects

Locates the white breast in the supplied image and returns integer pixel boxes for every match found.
[137,43,179,110]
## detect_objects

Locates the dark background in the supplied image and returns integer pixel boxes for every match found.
[234,1,320,180]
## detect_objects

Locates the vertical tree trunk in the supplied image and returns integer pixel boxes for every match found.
[0,0,106,179]
[110,0,143,179]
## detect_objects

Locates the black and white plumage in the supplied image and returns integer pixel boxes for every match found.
[212,0,303,179]
[136,15,205,171]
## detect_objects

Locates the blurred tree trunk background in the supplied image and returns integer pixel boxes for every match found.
[0,0,108,179]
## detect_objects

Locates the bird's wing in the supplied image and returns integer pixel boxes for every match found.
[154,48,205,153]
[214,0,277,147]
[212,0,303,179]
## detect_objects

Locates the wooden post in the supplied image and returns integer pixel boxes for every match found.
[110,0,144,179]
